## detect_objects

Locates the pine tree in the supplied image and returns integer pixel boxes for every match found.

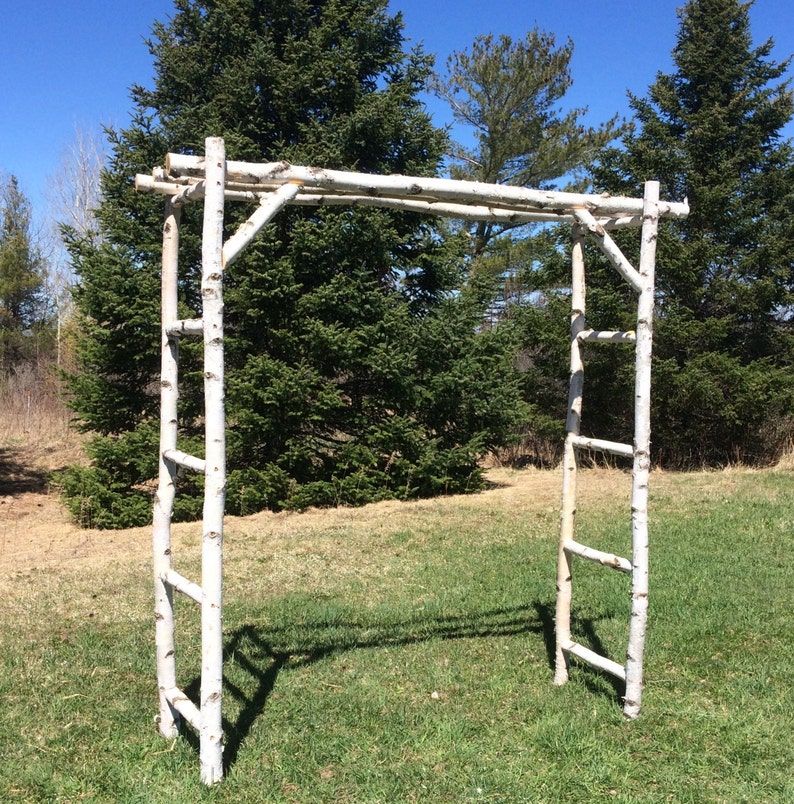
[590,0,794,466]
[0,176,49,373]
[432,30,626,464]
[433,31,625,258]
[61,0,525,527]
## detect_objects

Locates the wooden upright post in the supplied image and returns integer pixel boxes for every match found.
[199,136,227,784]
[624,180,659,718]
[153,199,181,738]
[554,223,586,685]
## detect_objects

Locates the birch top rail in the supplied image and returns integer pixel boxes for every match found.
[136,154,689,226]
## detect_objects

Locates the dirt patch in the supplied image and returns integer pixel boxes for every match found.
[0,437,150,578]
[0,436,635,582]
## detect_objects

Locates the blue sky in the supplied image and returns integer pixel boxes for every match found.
[2,0,792,218]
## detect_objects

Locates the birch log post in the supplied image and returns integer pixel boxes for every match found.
[152,198,181,738]
[623,181,659,719]
[554,223,587,686]
[199,137,227,785]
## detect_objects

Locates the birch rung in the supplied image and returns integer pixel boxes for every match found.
[563,641,627,681]
[164,686,202,731]
[564,539,632,573]
[162,569,204,603]
[163,449,206,474]
[577,329,636,344]
[165,318,204,337]
[570,435,634,458]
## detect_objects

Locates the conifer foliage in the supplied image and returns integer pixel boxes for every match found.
[0,176,49,374]
[61,0,525,527]
[590,0,794,466]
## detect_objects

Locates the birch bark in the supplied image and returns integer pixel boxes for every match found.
[199,137,226,784]
[164,153,690,219]
[623,181,659,719]
[554,224,586,686]
[152,199,181,738]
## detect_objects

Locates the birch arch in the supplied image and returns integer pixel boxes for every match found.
[135,137,689,784]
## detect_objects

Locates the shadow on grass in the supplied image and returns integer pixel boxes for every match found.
[0,448,48,496]
[534,601,625,700]
[576,615,627,700]
[178,601,624,773]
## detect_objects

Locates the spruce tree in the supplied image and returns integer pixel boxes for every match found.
[590,0,794,466]
[61,0,525,527]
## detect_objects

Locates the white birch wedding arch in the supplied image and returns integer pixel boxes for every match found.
[135,137,688,784]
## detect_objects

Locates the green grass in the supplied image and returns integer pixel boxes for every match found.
[1,468,792,802]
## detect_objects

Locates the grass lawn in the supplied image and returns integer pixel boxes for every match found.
[0,467,791,802]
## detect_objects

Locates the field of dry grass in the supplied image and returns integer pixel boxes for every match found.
[0,382,771,584]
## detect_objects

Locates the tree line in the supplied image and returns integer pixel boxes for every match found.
[3,0,792,527]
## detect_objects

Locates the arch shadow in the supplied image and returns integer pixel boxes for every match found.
[180,599,624,774]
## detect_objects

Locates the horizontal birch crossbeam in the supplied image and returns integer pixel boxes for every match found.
[162,569,204,603]
[577,329,636,344]
[563,539,632,573]
[164,686,203,731]
[562,641,627,681]
[163,449,206,474]
[165,318,204,338]
[136,173,657,227]
[135,154,689,224]
[568,435,634,458]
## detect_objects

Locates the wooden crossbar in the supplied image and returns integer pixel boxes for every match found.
[577,329,636,344]
[162,569,203,603]
[166,318,204,337]
[163,449,206,474]
[164,687,202,731]
[562,642,627,681]
[564,539,632,573]
[569,435,634,459]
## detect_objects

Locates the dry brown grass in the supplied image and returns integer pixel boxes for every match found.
[1,364,88,577]
[4,371,753,618]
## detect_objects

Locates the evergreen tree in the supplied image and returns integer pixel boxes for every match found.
[61,0,525,527]
[0,175,49,373]
[432,30,626,464]
[590,0,794,466]
[433,31,625,258]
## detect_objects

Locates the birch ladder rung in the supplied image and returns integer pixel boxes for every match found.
[563,539,632,573]
[163,448,206,474]
[164,686,202,731]
[562,641,627,681]
[577,329,636,344]
[165,318,204,337]
[162,569,204,603]
[569,435,634,458]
